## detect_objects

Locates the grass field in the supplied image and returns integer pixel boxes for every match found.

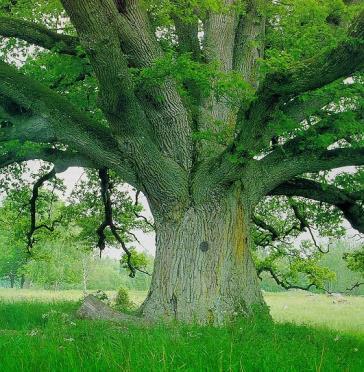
[1,288,363,334]
[0,289,363,371]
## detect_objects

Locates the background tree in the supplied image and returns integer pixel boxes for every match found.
[0,161,150,290]
[0,230,27,287]
[0,0,363,324]
[343,245,364,290]
[0,177,64,287]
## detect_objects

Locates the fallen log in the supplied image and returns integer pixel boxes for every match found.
[77,294,146,324]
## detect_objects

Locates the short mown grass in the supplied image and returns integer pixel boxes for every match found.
[0,297,363,371]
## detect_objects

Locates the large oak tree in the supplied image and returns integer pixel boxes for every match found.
[0,0,363,324]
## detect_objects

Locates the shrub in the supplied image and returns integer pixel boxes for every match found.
[114,286,134,312]
[93,290,109,304]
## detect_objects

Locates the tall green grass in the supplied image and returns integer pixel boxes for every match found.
[0,301,363,371]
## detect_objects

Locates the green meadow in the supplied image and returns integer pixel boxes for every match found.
[0,289,363,371]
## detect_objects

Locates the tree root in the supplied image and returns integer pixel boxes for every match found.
[77,295,148,325]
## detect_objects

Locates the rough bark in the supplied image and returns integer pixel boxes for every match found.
[141,190,266,325]
[233,0,266,87]
[198,0,238,158]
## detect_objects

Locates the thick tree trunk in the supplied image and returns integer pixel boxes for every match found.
[141,192,266,325]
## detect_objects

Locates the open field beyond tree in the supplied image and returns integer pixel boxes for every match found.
[1,289,363,335]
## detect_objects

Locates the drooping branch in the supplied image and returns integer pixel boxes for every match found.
[270,178,364,234]
[133,190,154,229]
[288,198,327,253]
[346,281,364,291]
[253,200,325,253]
[257,266,316,291]
[26,167,58,251]
[0,16,79,55]
[96,168,150,277]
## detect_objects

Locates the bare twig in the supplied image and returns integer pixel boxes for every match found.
[346,282,364,292]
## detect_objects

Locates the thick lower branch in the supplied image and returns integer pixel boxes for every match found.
[0,60,138,187]
[270,178,364,234]
[253,146,364,203]
[0,147,94,172]
[0,16,79,55]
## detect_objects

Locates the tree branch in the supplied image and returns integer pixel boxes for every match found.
[257,266,316,291]
[0,59,138,187]
[26,167,57,251]
[133,190,154,229]
[61,0,149,135]
[60,0,190,210]
[0,16,79,55]
[346,281,364,291]
[96,168,150,277]
[174,17,201,61]
[238,9,364,152]
[252,114,364,198]
[233,0,266,87]
[203,0,237,72]
[270,178,364,234]
[0,146,94,172]
[62,0,193,171]
[252,215,279,241]
[115,0,194,169]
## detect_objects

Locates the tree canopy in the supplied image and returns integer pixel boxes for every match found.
[0,0,363,322]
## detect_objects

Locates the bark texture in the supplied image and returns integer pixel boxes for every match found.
[141,191,265,324]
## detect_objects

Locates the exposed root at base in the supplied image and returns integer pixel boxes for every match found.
[77,294,148,325]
